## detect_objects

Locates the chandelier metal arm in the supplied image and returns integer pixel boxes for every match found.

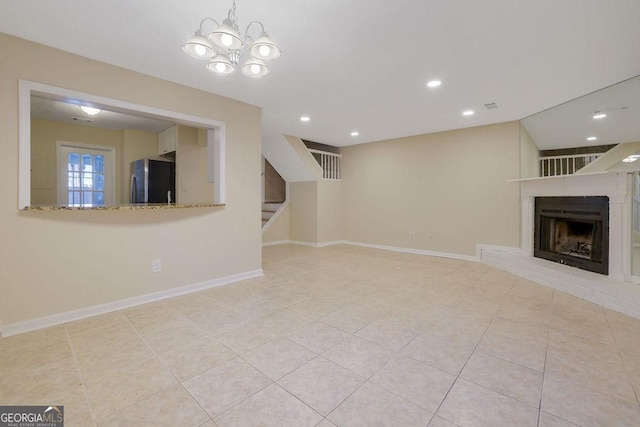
[197,17,220,33]
[243,20,266,43]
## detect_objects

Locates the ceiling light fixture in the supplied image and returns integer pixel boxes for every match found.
[586,136,598,141]
[350,131,359,137]
[623,155,640,163]
[593,112,607,119]
[80,106,101,116]
[182,0,281,78]
[427,80,442,88]
[462,110,474,116]
[300,116,310,122]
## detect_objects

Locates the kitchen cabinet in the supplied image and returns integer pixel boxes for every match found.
[158,126,177,155]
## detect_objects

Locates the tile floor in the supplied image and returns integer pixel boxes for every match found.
[2,244,640,426]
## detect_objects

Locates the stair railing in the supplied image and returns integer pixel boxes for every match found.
[308,149,342,180]
[539,153,604,177]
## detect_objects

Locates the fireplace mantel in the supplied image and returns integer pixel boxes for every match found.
[521,172,630,280]
[480,171,640,320]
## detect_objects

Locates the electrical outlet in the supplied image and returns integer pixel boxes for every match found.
[152,259,162,273]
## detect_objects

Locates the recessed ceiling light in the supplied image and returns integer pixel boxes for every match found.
[586,136,598,141]
[462,110,474,116]
[350,131,359,137]
[593,113,607,119]
[623,156,639,163]
[300,116,310,122]
[80,105,101,116]
[427,80,442,88]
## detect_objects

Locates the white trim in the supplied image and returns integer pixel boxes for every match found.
[475,244,522,260]
[18,80,31,210]
[507,171,608,183]
[19,80,226,209]
[519,172,630,280]
[56,141,116,206]
[315,240,345,248]
[262,240,291,247]
[261,200,289,233]
[210,126,226,204]
[342,240,479,261]
[288,240,327,247]
[1,269,263,337]
[262,239,479,261]
[285,240,347,248]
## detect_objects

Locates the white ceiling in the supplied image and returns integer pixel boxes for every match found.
[31,96,175,132]
[2,0,640,148]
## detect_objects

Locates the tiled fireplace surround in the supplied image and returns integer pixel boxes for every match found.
[481,171,640,319]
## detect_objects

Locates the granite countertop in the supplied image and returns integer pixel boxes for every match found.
[23,203,225,211]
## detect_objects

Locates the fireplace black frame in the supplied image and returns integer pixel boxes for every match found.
[534,196,609,275]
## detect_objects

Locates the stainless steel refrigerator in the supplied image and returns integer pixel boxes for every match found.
[130,159,175,204]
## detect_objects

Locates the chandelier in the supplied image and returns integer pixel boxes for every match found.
[182,0,281,78]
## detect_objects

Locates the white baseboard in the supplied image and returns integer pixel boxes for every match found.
[2,269,264,338]
[342,240,478,262]
[289,240,344,248]
[262,239,479,262]
[262,240,291,247]
[475,244,522,260]
[264,240,346,248]
[316,240,346,248]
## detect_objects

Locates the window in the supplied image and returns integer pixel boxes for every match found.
[57,142,115,207]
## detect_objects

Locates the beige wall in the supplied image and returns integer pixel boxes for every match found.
[520,123,540,178]
[264,159,286,202]
[31,119,124,205]
[289,181,318,242]
[264,180,341,245]
[0,33,261,328]
[341,122,521,256]
[176,125,214,204]
[121,128,159,204]
[317,180,343,243]
[262,203,290,243]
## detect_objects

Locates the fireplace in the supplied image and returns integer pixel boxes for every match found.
[534,196,609,275]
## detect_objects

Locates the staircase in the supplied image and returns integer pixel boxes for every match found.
[262,201,283,227]
[538,144,616,177]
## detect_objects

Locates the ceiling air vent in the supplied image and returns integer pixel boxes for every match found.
[72,117,93,123]
[484,102,498,110]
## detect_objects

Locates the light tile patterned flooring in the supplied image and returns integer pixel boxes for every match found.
[2,244,640,426]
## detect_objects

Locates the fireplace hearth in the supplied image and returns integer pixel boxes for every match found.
[534,196,609,275]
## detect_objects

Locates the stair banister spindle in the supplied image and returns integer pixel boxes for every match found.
[307,148,342,181]
[331,155,335,179]
[323,153,328,178]
[538,152,605,177]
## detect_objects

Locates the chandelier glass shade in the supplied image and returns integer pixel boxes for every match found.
[182,0,281,78]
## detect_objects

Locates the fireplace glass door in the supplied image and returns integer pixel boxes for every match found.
[534,196,609,275]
